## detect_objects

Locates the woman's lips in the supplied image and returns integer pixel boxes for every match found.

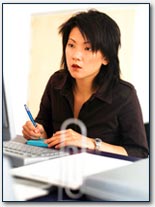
[71,64,82,69]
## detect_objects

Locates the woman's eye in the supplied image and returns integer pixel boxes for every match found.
[67,43,74,48]
[85,47,92,51]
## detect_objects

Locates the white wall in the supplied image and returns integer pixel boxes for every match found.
[131,5,149,125]
[3,4,149,138]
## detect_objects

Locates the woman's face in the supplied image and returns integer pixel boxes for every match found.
[65,27,108,81]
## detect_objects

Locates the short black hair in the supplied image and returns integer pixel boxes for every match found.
[59,9,121,85]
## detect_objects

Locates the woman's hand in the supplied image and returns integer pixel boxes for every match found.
[22,121,47,140]
[45,128,94,149]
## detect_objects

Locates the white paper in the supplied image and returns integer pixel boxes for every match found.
[11,152,132,190]
[13,182,48,201]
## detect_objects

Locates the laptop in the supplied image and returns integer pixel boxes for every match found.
[80,158,149,201]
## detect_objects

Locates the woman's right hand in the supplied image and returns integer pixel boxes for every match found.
[22,121,47,140]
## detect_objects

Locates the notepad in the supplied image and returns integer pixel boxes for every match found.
[11,152,132,190]
[26,139,48,147]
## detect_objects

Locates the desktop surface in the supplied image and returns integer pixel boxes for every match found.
[3,135,148,202]
[10,152,133,190]
[27,157,149,202]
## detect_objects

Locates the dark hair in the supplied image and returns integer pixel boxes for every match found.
[59,9,121,85]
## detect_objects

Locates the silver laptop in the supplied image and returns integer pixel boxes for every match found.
[80,158,149,201]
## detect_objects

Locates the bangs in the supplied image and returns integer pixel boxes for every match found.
[77,25,101,53]
[73,13,103,52]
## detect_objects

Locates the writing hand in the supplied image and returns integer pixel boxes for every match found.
[22,121,47,140]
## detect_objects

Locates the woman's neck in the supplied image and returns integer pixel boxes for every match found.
[73,79,96,118]
[73,79,96,98]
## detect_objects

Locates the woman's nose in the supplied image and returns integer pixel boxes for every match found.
[72,49,83,61]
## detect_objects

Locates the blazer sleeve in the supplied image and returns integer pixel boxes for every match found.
[118,87,149,158]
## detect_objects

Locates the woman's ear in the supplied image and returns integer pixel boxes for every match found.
[102,56,109,65]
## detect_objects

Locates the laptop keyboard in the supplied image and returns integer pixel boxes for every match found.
[3,141,69,167]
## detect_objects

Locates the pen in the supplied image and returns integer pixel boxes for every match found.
[24,104,37,127]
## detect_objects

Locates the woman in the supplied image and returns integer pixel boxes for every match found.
[22,10,148,158]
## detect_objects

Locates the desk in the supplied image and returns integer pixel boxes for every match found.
[28,155,149,202]
[11,151,141,202]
